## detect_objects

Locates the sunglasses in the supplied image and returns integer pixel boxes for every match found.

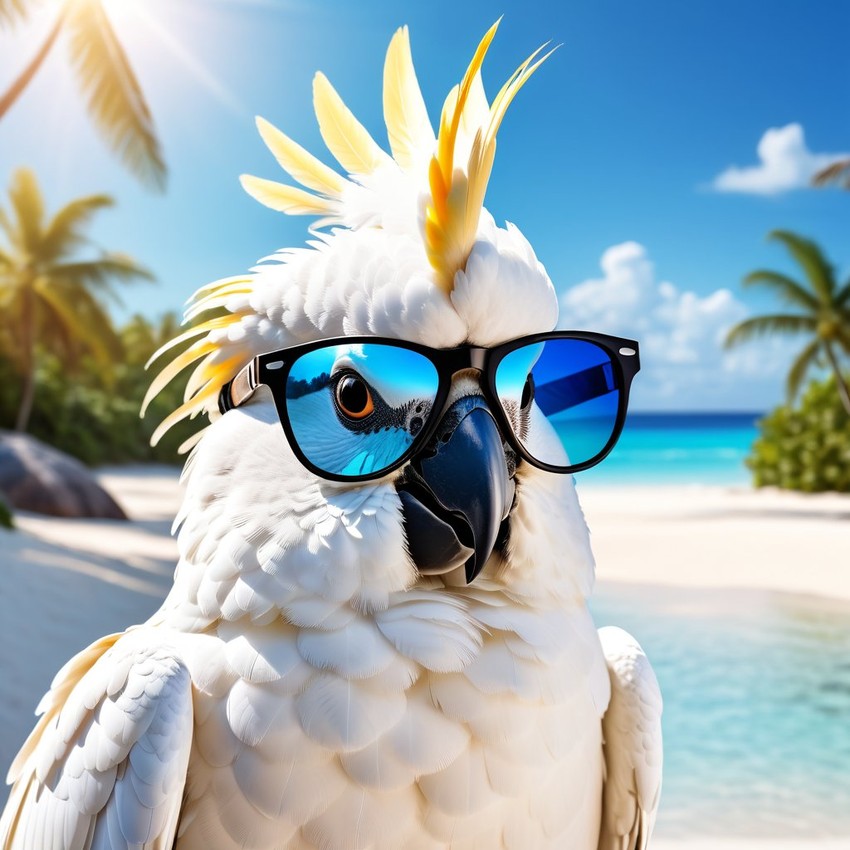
[218,331,640,482]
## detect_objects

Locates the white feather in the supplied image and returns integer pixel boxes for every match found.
[295,672,407,752]
[296,616,397,678]
[598,627,664,850]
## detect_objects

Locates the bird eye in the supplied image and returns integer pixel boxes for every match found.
[520,374,535,410]
[335,374,375,420]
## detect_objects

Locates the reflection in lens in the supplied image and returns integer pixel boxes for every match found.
[285,343,439,477]
[496,339,621,467]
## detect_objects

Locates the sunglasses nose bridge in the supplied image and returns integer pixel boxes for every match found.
[430,371,483,423]
[438,347,489,406]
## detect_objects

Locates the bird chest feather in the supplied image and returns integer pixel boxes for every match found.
[172,595,609,850]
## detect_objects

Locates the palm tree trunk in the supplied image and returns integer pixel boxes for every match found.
[14,288,36,433]
[14,362,36,432]
[0,8,66,121]
[824,342,850,416]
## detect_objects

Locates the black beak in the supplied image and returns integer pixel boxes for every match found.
[396,394,515,583]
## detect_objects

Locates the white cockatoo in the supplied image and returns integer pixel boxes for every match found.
[0,21,662,850]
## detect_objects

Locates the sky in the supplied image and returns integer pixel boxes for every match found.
[0,0,848,411]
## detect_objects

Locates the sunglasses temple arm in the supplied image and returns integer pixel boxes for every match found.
[218,359,259,414]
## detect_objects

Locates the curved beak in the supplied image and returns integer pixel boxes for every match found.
[396,395,515,583]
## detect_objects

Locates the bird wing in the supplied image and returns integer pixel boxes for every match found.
[0,630,193,850]
[597,626,663,850]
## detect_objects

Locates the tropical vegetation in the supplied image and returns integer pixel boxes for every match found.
[0,0,165,188]
[747,376,850,492]
[0,167,152,432]
[0,310,197,465]
[725,230,850,416]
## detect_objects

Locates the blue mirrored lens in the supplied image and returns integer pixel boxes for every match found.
[495,339,621,467]
[285,343,439,477]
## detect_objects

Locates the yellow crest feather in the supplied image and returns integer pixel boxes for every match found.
[383,26,435,171]
[425,20,555,291]
[255,115,347,196]
[313,72,391,175]
[239,174,336,215]
[143,275,255,445]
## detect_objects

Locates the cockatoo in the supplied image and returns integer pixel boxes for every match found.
[0,21,662,850]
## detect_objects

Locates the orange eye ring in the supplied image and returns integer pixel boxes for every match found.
[335,374,375,420]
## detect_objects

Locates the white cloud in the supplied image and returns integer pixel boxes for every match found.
[560,243,793,409]
[711,123,848,195]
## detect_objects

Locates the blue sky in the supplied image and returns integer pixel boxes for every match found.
[1,0,848,411]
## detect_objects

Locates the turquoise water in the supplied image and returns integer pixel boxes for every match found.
[572,412,762,486]
[592,585,850,839]
[577,412,850,837]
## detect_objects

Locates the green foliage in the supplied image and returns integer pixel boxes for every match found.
[747,376,850,493]
[0,312,199,466]
[0,167,153,431]
[725,230,850,413]
[0,496,12,529]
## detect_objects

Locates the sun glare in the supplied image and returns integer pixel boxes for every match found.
[83,0,246,117]
[99,0,149,29]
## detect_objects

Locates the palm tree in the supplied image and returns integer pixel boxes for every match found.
[0,167,152,431]
[813,158,850,190]
[725,230,850,415]
[0,0,165,189]
[121,311,182,367]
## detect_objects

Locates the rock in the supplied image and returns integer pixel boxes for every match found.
[0,431,127,520]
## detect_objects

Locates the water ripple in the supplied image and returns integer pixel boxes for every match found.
[592,584,850,838]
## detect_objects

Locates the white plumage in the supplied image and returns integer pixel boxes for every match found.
[0,21,662,850]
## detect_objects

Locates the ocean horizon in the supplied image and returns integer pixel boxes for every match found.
[572,411,763,487]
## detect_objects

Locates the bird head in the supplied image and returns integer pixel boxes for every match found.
[145,22,605,625]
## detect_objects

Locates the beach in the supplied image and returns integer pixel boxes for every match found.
[1,466,849,848]
[578,481,850,601]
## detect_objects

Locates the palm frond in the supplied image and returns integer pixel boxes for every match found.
[33,276,122,367]
[0,207,12,243]
[0,0,38,26]
[835,279,850,309]
[742,269,819,312]
[65,0,166,190]
[768,230,836,303]
[49,254,153,302]
[41,194,113,260]
[7,167,44,252]
[786,338,821,402]
[813,157,850,189]
[724,313,817,348]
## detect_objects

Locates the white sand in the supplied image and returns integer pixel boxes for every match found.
[0,466,181,799]
[1,467,849,847]
[579,482,850,602]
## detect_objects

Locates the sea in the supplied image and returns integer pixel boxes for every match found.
[593,584,850,839]
[573,411,763,486]
[578,410,850,838]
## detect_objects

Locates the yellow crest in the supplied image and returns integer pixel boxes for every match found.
[144,22,554,446]
[424,20,554,290]
[240,18,554,288]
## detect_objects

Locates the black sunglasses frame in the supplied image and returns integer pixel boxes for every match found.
[219,331,640,483]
